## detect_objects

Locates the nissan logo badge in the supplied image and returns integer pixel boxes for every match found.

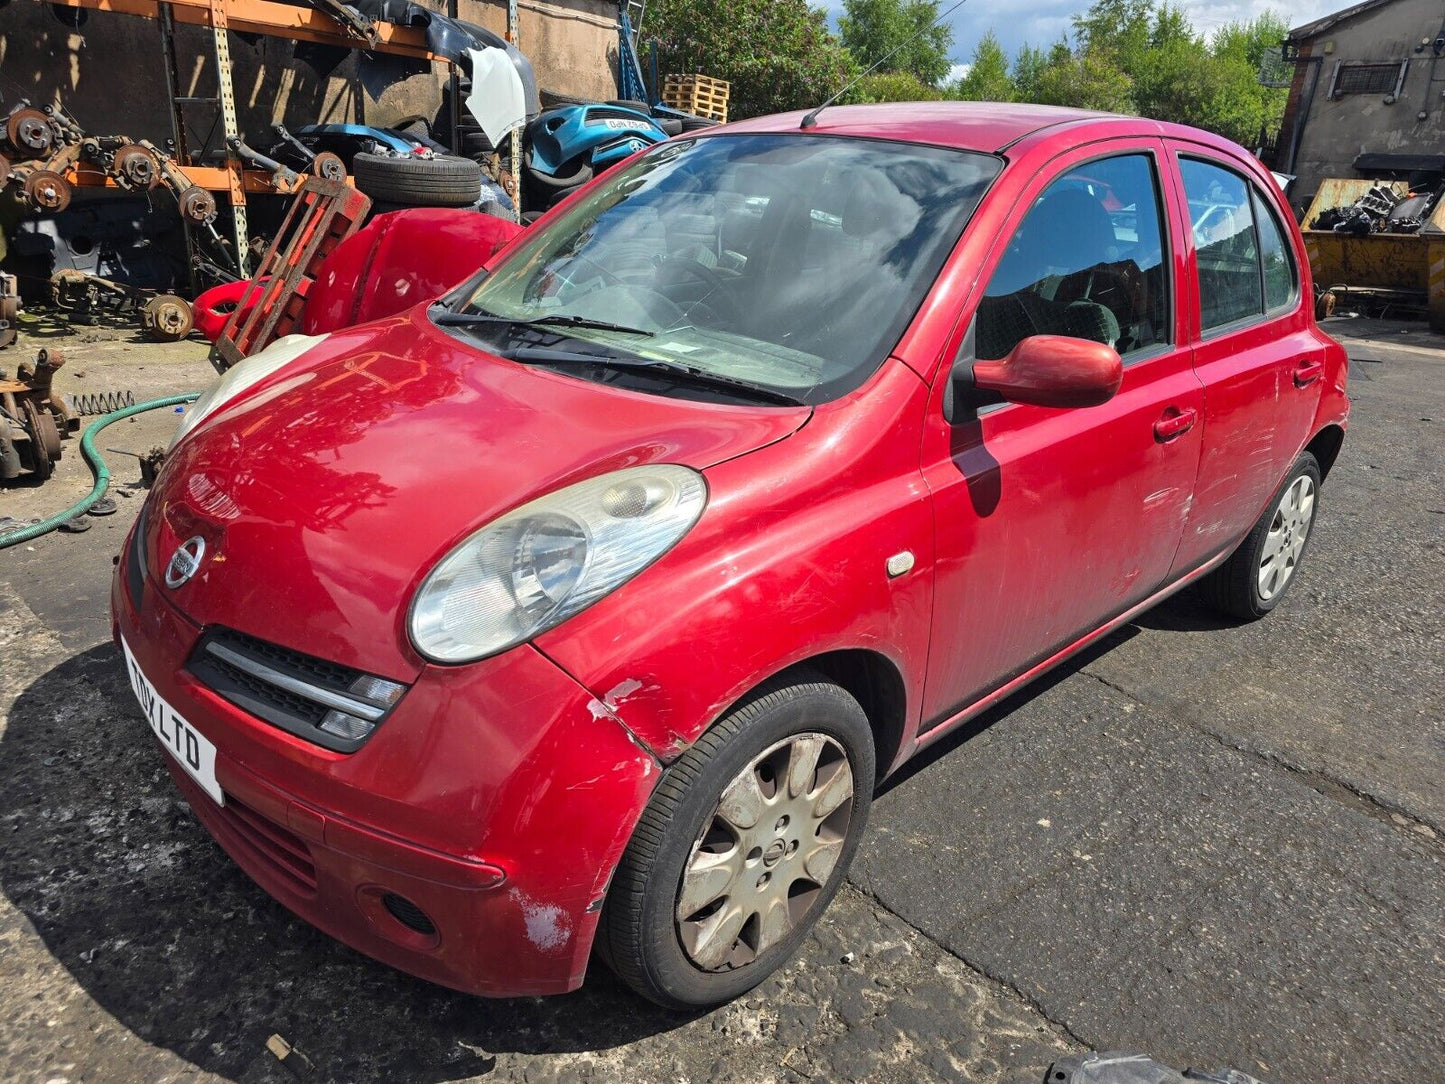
[165,536,207,589]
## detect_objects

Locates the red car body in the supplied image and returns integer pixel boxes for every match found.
[113,104,1348,998]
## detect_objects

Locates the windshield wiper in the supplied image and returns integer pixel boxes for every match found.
[509,346,805,406]
[433,308,654,338]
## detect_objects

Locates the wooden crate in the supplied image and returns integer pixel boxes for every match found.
[663,73,730,122]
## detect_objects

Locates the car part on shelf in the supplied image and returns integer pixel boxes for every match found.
[110,142,161,190]
[352,151,481,207]
[521,103,665,211]
[6,107,55,157]
[225,135,299,190]
[0,348,78,482]
[211,175,372,370]
[20,168,72,211]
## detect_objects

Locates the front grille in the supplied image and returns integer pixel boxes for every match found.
[210,795,318,896]
[188,627,407,753]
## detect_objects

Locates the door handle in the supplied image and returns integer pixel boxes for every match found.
[1154,406,1197,442]
[1293,358,1324,386]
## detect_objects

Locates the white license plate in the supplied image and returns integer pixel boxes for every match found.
[122,636,223,805]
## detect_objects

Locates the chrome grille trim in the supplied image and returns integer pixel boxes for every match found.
[203,640,387,721]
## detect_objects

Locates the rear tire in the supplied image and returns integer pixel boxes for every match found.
[601,674,874,1010]
[1198,451,1321,620]
[352,152,482,208]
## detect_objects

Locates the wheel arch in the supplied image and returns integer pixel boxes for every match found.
[718,648,910,786]
[1305,423,1346,480]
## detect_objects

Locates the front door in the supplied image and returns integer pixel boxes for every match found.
[919,141,1203,727]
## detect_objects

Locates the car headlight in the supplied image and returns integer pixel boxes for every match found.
[409,465,708,663]
[169,332,328,450]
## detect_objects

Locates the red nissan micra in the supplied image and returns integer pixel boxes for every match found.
[114,103,1348,1009]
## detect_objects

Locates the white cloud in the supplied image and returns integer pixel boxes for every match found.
[948,62,972,83]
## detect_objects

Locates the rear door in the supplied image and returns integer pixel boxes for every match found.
[919,139,1204,727]
[1164,147,1322,573]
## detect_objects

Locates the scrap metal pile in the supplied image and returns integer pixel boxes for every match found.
[1309,181,1443,235]
[0,347,77,481]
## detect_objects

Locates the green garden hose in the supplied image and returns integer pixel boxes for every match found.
[0,392,199,550]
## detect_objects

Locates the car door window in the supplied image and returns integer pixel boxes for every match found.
[1253,188,1297,313]
[1180,156,1301,333]
[975,153,1170,361]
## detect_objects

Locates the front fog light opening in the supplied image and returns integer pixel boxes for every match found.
[382,892,437,936]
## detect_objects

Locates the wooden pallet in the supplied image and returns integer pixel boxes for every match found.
[663,73,730,123]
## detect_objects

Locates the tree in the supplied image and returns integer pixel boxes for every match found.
[1072,0,1154,69]
[839,0,954,86]
[952,32,1015,102]
[644,0,858,119]
[998,2,1290,147]
[852,71,947,103]
[1012,43,1051,103]
[1030,49,1135,114]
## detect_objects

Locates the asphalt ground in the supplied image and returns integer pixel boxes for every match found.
[0,316,1440,1083]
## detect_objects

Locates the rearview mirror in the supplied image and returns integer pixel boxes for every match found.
[971,335,1123,409]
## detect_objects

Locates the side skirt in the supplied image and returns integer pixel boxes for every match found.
[905,548,1232,762]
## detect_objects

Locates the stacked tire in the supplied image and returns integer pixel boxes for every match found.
[352,152,483,209]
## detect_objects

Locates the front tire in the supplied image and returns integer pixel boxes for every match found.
[601,675,874,1009]
[1198,451,1321,620]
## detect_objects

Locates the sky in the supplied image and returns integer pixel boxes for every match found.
[823,0,1343,77]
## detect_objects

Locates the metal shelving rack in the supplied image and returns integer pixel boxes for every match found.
[34,0,456,276]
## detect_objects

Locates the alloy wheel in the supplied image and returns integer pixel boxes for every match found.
[676,732,854,971]
[1259,474,1316,601]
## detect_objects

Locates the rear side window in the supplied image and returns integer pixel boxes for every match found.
[974,153,1170,361]
[1180,157,1297,333]
[1253,189,1297,313]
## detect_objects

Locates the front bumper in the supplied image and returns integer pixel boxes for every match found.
[112,525,659,997]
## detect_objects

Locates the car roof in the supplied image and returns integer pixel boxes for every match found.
[717,102,1118,154]
[714,101,1258,162]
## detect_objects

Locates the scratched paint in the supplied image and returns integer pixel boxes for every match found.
[510,888,571,953]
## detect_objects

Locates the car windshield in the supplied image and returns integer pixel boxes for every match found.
[448,133,1000,404]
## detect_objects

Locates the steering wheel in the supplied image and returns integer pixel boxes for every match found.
[655,256,744,326]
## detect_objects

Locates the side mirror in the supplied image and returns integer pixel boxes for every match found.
[971,334,1123,409]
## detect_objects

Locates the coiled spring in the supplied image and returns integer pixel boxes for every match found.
[71,390,136,416]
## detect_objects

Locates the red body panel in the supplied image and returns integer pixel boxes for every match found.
[150,310,808,680]
[113,564,657,996]
[117,104,1347,997]
[192,210,522,344]
[301,209,521,335]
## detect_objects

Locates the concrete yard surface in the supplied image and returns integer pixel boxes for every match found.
[0,317,1441,1083]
